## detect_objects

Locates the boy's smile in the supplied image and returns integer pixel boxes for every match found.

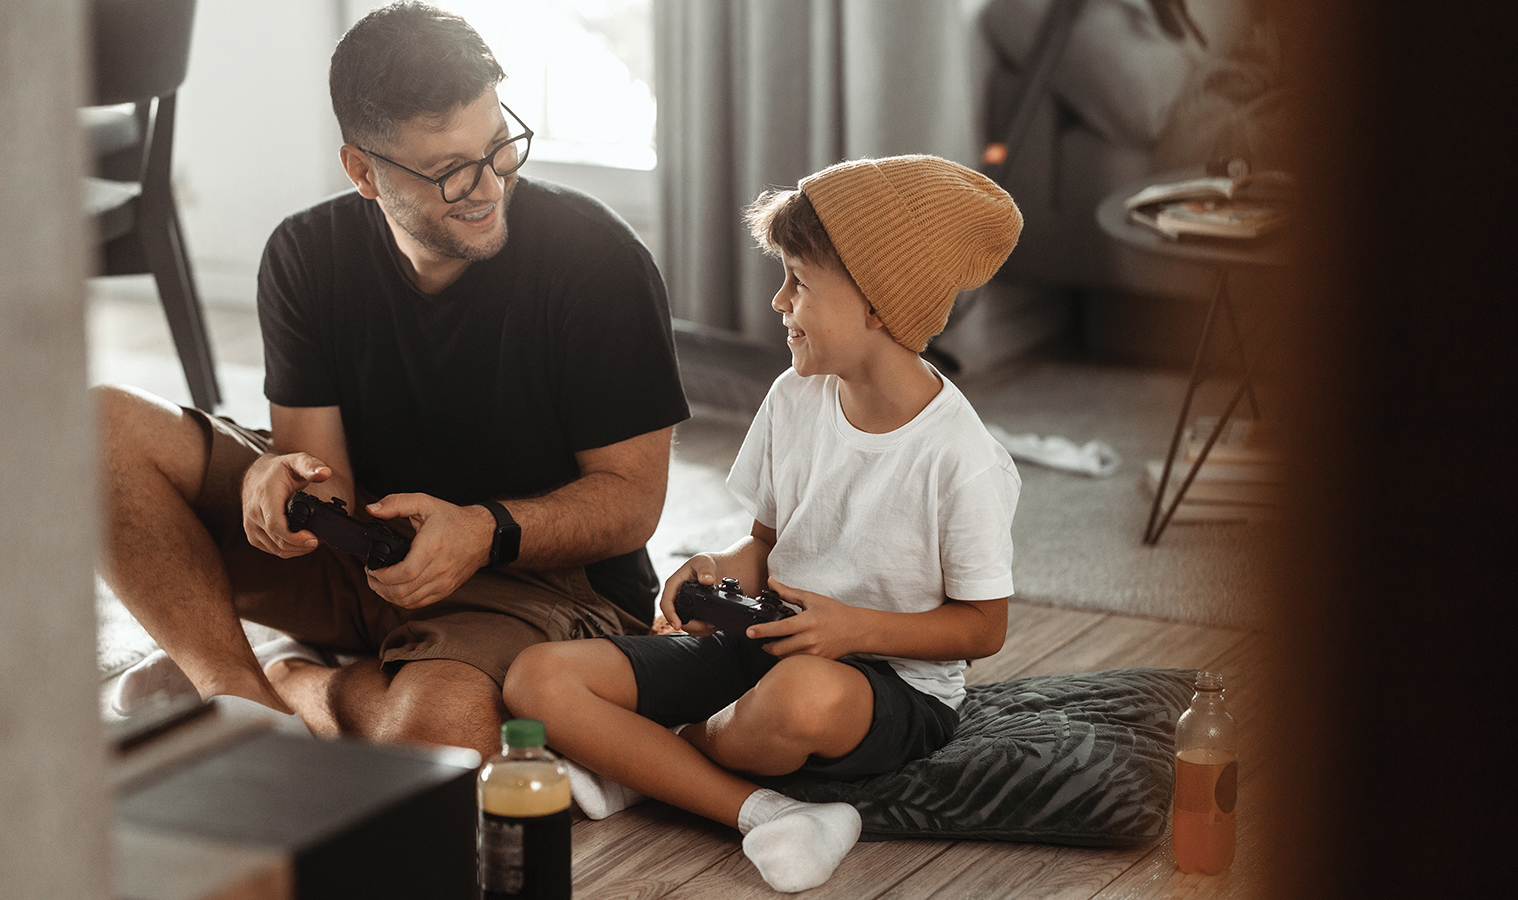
[772,253,878,379]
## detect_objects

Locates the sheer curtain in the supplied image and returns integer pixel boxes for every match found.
[655,0,985,343]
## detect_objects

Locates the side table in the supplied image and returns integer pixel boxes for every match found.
[1095,173,1293,544]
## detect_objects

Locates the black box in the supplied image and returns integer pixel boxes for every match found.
[115,730,477,899]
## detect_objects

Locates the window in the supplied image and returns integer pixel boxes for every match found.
[440,0,656,170]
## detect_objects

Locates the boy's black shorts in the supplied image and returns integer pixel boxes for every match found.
[603,631,959,782]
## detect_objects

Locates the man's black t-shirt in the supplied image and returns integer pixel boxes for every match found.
[256,177,689,619]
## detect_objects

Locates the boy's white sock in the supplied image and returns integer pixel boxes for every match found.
[738,788,862,893]
[564,758,648,820]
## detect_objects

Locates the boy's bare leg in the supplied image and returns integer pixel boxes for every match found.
[506,641,868,892]
[504,639,757,827]
[96,385,289,712]
[682,655,874,776]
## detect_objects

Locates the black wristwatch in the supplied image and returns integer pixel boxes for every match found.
[479,500,521,568]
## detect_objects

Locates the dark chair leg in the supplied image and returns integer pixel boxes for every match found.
[141,203,221,411]
[133,92,220,411]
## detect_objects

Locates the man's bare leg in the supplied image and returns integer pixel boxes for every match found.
[268,656,505,759]
[96,385,289,712]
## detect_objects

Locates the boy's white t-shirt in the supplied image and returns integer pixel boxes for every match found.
[725,367,1020,710]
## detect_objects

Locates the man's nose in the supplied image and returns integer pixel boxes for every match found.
[470,165,507,202]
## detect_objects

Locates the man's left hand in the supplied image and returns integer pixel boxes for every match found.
[363,494,493,609]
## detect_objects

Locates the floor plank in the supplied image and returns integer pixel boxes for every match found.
[572,801,740,898]
[876,841,1150,900]
[1020,615,1249,677]
[968,602,1110,684]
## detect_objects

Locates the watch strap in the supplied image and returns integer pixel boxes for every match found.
[479,500,521,567]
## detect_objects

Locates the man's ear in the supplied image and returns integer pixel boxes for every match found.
[340,145,381,200]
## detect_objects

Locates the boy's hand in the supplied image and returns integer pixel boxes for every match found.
[657,554,720,636]
[748,578,861,659]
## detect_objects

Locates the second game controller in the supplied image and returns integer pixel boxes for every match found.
[673,577,798,638]
[285,491,410,570]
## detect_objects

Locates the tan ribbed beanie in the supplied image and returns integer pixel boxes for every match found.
[799,154,1023,353]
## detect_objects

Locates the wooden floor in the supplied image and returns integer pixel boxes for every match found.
[566,600,1266,899]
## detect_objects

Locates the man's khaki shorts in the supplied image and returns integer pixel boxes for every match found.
[188,408,648,686]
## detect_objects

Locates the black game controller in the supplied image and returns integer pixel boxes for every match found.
[674,577,798,638]
[285,491,410,570]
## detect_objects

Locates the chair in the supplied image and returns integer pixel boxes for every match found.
[84,0,220,410]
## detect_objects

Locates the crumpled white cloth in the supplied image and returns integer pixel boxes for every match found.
[986,424,1122,478]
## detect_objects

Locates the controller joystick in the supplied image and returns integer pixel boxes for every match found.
[285,491,410,570]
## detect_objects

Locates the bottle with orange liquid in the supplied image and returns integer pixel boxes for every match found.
[1172,671,1238,875]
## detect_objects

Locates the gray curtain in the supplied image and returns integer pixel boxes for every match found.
[655,0,984,344]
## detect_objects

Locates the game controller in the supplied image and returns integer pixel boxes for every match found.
[285,491,410,570]
[673,577,798,637]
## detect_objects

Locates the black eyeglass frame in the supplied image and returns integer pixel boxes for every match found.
[358,102,534,203]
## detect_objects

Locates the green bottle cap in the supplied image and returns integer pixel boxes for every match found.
[502,718,546,748]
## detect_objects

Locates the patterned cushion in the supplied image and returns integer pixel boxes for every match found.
[767,667,1195,845]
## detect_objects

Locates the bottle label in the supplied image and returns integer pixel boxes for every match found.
[478,810,526,894]
[476,808,573,899]
[1175,752,1237,814]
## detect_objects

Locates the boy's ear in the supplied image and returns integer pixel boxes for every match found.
[864,304,888,331]
[340,145,382,200]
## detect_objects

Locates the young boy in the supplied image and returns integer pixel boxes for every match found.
[504,155,1023,893]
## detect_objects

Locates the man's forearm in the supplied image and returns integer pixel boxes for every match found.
[498,469,665,571]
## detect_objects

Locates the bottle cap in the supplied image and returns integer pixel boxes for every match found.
[502,718,546,748]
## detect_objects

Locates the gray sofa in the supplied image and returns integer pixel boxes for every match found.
[973,0,1273,365]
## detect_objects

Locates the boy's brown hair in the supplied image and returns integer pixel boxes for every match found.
[743,188,850,277]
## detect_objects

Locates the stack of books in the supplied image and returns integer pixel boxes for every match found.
[1147,417,1284,523]
[1125,172,1293,240]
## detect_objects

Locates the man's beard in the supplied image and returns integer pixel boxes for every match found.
[383,176,516,262]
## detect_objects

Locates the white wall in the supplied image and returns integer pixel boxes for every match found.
[173,0,348,306]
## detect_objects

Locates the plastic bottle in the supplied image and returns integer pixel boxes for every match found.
[477,719,572,899]
[1172,671,1238,875]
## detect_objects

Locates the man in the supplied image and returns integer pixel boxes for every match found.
[100,1,688,760]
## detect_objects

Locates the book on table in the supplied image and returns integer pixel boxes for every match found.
[1125,171,1293,240]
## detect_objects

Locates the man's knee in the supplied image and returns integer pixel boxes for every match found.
[94,383,207,498]
[331,658,505,750]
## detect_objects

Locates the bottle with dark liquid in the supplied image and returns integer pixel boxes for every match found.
[1172,671,1238,875]
[477,719,572,899]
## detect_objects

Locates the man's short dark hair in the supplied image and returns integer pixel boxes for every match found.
[329,1,505,149]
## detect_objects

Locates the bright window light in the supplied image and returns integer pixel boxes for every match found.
[440,0,656,170]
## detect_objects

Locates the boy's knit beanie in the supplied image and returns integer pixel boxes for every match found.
[799,154,1023,353]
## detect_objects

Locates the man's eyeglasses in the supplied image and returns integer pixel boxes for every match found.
[359,103,533,204]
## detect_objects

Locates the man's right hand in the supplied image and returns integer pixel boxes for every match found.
[242,452,333,558]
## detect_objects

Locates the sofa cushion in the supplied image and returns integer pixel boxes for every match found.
[981,0,1251,146]
[763,667,1196,845]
